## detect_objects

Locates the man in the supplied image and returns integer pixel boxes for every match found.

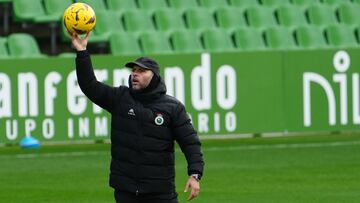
[71,32,204,203]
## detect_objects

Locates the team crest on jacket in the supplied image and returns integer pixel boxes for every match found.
[155,113,164,125]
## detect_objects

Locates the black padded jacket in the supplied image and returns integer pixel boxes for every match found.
[76,51,204,195]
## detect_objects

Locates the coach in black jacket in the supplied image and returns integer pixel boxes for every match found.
[71,33,204,203]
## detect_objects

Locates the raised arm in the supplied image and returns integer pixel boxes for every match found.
[72,32,117,112]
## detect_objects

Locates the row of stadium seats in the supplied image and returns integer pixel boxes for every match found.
[1,0,360,56]
[3,22,357,58]
[60,3,360,42]
[4,0,360,29]
[110,25,360,55]
[6,0,360,21]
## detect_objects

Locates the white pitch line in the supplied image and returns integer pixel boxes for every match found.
[0,140,359,159]
[0,151,108,159]
[203,140,360,152]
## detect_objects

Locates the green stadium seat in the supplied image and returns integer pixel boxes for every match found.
[325,24,358,48]
[75,0,107,12]
[185,8,216,32]
[153,8,185,33]
[260,0,290,8]
[229,0,259,8]
[233,27,267,51]
[139,31,172,54]
[138,0,168,14]
[107,0,137,17]
[7,33,46,58]
[276,5,308,29]
[168,0,198,13]
[198,0,228,11]
[320,0,351,7]
[264,26,298,50]
[0,37,10,58]
[170,30,203,53]
[295,25,328,49]
[215,7,247,32]
[245,6,278,29]
[291,0,319,8]
[337,2,360,28]
[306,4,338,27]
[13,0,59,22]
[123,10,155,33]
[201,28,235,52]
[110,32,142,55]
[89,11,123,43]
[43,0,73,20]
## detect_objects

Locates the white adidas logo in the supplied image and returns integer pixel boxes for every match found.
[128,108,135,116]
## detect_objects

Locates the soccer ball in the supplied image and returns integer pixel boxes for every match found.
[63,3,96,35]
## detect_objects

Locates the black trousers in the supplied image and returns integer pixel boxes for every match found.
[114,190,179,203]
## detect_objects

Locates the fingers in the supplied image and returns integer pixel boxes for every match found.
[184,180,190,192]
[187,187,200,201]
[184,178,200,201]
[85,31,91,38]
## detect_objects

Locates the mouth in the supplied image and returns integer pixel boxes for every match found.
[132,79,139,85]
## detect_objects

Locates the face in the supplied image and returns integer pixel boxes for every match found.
[131,66,154,90]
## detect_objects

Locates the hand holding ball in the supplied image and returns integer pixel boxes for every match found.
[63,3,96,35]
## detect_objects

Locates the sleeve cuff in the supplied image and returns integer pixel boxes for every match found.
[76,50,89,58]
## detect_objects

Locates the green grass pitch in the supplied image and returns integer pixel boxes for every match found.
[1,133,360,203]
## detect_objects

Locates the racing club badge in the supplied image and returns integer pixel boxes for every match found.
[154,113,164,125]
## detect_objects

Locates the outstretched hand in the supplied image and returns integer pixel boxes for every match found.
[70,32,90,51]
[184,176,200,201]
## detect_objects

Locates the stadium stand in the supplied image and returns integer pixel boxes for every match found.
[215,7,247,33]
[260,0,290,8]
[110,32,141,55]
[12,0,58,22]
[123,9,155,33]
[44,0,72,20]
[184,8,217,33]
[291,0,319,7]
[153,8,186,33]
[89,11,123,43]
[232,27,267,51]
[107,0,137,18]
[229,0,259,8]
[245,6,278,29]
[264,26,298,50]
[168,0,199,13]
[325,24,358,48]
[276,4,308,29]
[306,4,338,27]
[170,29,203,53]
[75,0,107,12]
[139,31,172,54]
[1,0,360,56]
[7,33,45,58]
[198,0,229,11]
[138,0,168,14]
[201,28,235,52]
[320,0,351,7]
[337,2,360,28]
[295,25,328,49]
